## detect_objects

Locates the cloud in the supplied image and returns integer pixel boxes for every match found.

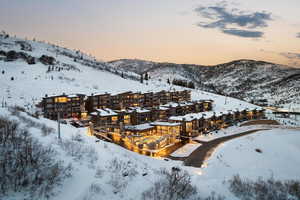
[280,52,300,60]
[297,32,300,38]
[194,3,272,38]
[222,29,264,38]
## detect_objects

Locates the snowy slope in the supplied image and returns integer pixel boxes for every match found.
[197,128,300,198]
[109,59,300,110]
[0,36,260,114]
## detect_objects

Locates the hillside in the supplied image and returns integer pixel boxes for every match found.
[109,59,300,110]
[1,34,300,200]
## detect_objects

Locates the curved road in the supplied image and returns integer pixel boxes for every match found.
[168,120,299,168]
[182,128,269,168]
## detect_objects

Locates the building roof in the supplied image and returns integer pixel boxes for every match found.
[158,106,170,111]
[125,123,155,131]
[161,102,180,108]
[129,107,150,113]
[150,121,181,127]
[90,108,117,116]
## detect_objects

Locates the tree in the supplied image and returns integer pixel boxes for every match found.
[11,77,14,81]
[145,72,149,81]
[1,70,4,74]
[167,78,170,84]
[140,74,144,84]
[142,167,197,200]
[121,72,124,78]
[47,66,51,72]
[188,81,195,89]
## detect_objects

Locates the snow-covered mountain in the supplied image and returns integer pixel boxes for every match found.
[1,33,300,200]
[109,59,300,110]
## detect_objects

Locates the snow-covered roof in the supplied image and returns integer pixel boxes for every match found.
[129,107,150,113]
[67,94,84,98]
[125,123,154,131]
[158,106,170,111]
[91,108,117,116]
[161,102,180,108]
[169,111,221,121]
[179,102,194,106]
[150,121,181,126]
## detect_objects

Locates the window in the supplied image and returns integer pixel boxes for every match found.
[112,116,118,122]
[55,97,68,103]
[186,122,193,132]
[124,115,131,124]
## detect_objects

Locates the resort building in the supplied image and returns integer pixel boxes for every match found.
[42,93,87,120]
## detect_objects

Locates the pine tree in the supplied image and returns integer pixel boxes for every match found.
[167,78,170,84]
[140,74,144,84]
[188,81,195,89]
[47,66,51,72]
[145,72,149,81]
[1,70,4,74]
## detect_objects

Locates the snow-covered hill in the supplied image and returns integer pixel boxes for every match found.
[109,59,300,110]
[0,34,260,114]
[1,34,300,200]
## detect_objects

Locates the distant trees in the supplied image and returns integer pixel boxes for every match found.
[39,55,55,65]
[0,30,9,38]
[172,78,195,89]
[228,175,300,200]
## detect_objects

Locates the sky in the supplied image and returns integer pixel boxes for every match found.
[1,0,300,67]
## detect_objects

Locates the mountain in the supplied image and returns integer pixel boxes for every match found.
[109,59,300,110]
[1,33,300,200]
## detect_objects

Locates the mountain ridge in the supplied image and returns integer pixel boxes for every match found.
[109,58,300,109]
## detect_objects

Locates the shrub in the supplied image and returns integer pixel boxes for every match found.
[107,158,138,193]
[0,117,72,199]
[228,175,300,200]
[142,167,197,200]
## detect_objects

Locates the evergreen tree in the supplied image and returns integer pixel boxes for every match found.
[145,72,149,81]
[188,81,195,89]
[140,74,144,84]
[47,66,51,72]
[167,78,170,84]
[1,70,4,74]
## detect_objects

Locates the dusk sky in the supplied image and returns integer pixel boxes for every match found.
[1,0,300,67]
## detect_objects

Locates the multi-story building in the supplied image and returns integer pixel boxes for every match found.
[42,93,87,120]
[86,93,111,113]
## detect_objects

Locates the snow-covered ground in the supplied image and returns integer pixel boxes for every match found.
[193,124,291,142]
[196,128,300,198]
[170,143,202,158]
[205,128,300,180]
[1,35,300,200]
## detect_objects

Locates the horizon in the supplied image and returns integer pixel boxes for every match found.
[1,0,300,67]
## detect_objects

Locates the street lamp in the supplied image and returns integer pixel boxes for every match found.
[55,96,68,140]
